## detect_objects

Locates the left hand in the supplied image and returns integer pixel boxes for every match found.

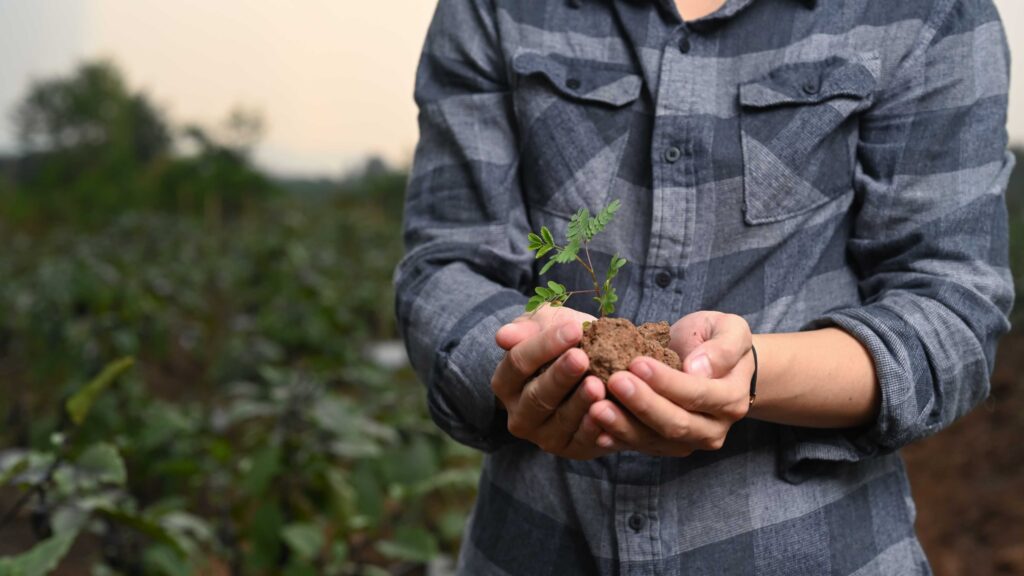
[588,311,754,456]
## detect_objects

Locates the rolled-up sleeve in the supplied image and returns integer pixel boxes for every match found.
[395,0,530,452]
[782,0,1015,473]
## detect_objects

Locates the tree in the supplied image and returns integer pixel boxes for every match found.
[13,60,171,165]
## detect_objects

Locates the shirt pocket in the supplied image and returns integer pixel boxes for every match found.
[738,54,879,225]
[511,51,643,219]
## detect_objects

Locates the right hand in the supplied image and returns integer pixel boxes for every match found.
[492,305,619,460]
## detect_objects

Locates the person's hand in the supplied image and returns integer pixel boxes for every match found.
[588,311,754,456]
[492,305,619,459]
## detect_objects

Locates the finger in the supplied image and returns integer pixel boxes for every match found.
[516,348,589,429]
[568,414,619,457]
[588,400,667,452]
[629,357,741,414]
[669,311,720,360]
[496,319,540,350]
[606,370,718,442]
[547,375,604,445]
[494,320,582,383]
[681,315,751,379]
[590,398,726,455]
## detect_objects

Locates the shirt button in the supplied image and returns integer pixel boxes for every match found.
[628,513,646,532]
[802,80,820,95]
[565,77,581,90]
[655,272,672,288]
[663,146,682,163]
[678,36,691,54]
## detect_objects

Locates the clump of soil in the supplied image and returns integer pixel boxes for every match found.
[580,317,682,382]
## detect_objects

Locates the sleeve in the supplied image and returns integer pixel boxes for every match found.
[394,0,532,452]
[780,0,1015,477]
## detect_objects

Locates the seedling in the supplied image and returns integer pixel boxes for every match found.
[525,200,627,317]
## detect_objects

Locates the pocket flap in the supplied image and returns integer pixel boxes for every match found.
[739,55,878,109]
[512,52,642,107]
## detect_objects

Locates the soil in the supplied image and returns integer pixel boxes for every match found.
[579,317,682,382]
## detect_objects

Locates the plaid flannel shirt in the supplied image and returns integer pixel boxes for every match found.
[395,0,1014,573]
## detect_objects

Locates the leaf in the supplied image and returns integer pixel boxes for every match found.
[281,522,324,562]
[375,526,439,564]
[241,445,280,496]
[540,226,555,246]
[566,208,590,243]
[93,506,189,556]
[75,442,126,486]
[527,232,543,251]
[411,468,480,496]
[596,287,619,316]
[586,199,621,239]
[534,286,553,299]
[142,544,191,576]
[538,258,557,276]
[0,527,80,576]
[525,295,544,312]
[535,244,553,258]
[546,281,566,295]
[552,238,580,263]
[66,357,134,426]
[0,457,28,487]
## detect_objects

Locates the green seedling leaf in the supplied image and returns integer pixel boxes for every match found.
[540,226,554,247]
[552,238,580,264]
[587,199,621,239]
[66,356,134,426]
[567,210,589,245]
[526,295,545,312]
[527,199,624,316]
[527,232,543,251]
[538,258,557,276]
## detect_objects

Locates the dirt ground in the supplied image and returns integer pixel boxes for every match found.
[903,334,1024,576]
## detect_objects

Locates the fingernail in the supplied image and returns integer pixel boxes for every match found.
[610,376,635,399]
[690,354,712,377]
[630,360,653,381]
[558,323,578,344]
[597,435,614,448]
[597,407,615,424]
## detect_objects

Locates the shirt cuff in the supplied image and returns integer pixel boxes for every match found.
[428,298,525,452]
[778,304,922,482]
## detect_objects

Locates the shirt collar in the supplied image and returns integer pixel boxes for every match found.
[655,0,815,20]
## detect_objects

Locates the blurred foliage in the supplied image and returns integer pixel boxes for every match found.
[0,189,481,575]
[0,61,478,575]
[1,60,274,225]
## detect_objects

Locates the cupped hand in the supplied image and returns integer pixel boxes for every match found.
[491,305,618,460]
[588,311,754,456]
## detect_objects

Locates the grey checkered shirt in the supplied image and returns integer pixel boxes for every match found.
[394,0,1015,573]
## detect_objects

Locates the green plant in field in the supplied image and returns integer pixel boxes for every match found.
[526,199,627,317]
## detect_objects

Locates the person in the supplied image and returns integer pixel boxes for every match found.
[394,0,1014,573]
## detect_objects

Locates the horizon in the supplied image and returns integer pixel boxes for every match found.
[1,1,1022,179]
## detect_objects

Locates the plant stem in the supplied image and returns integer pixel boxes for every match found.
[581,243,606,316]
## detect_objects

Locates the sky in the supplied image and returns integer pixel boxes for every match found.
[0,1,1022,177]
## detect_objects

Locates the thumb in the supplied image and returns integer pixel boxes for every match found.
[682,317,751,379]
[495,320,540,350]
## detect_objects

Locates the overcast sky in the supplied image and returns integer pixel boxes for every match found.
[1,1,1022,177]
